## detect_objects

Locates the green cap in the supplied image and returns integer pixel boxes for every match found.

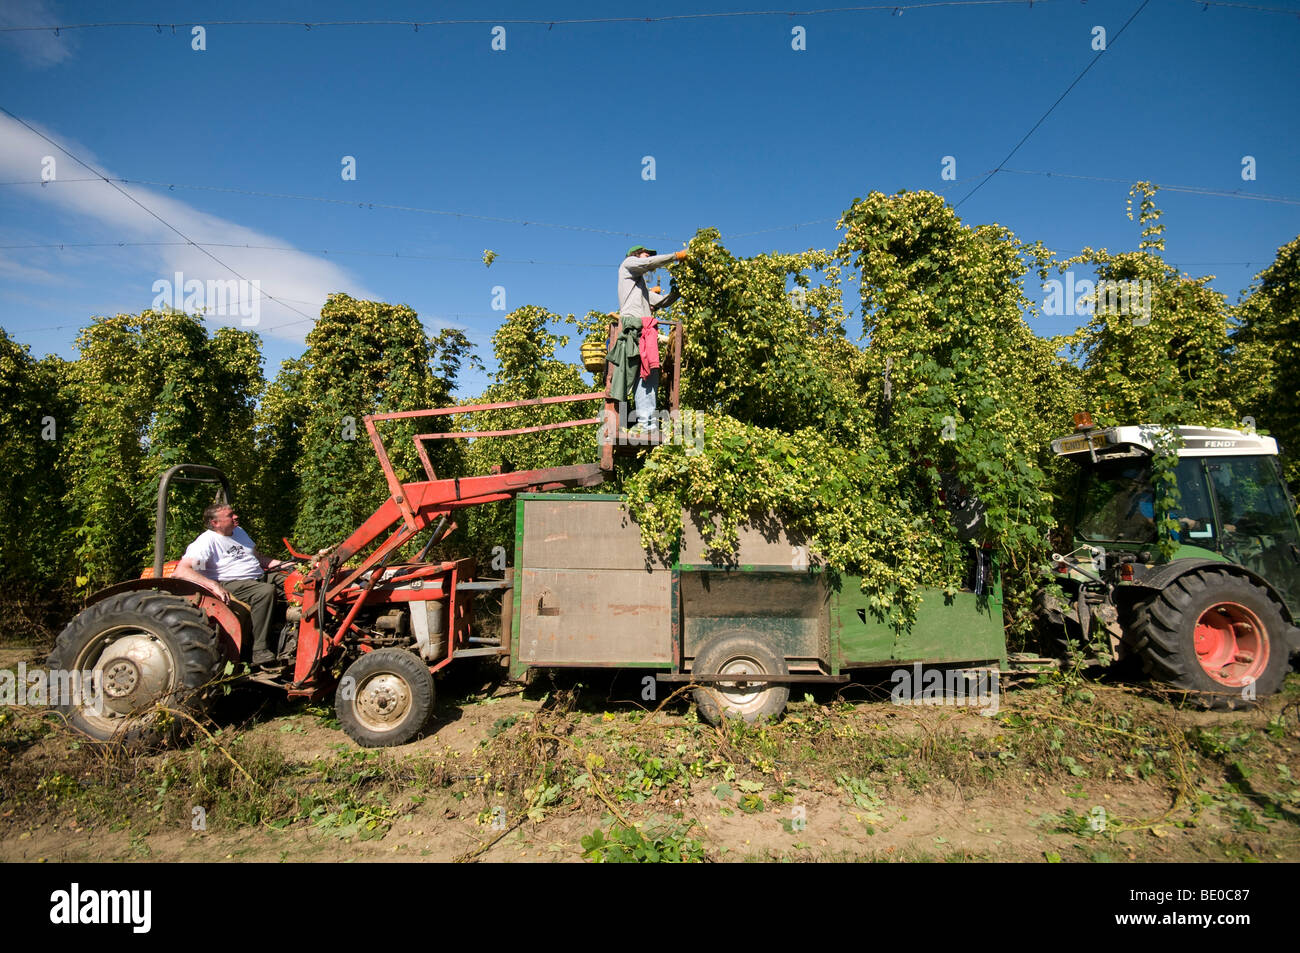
[627,245,656,257]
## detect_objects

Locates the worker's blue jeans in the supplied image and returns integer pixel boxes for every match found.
[633,367,660,430]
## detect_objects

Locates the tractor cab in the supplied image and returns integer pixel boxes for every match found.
[1039,418,1300,706]
[1052,423,1300,616]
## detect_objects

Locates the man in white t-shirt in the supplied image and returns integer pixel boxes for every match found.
[173,503,295,666]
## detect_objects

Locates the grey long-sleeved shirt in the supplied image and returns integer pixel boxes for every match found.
[617,252,679,319]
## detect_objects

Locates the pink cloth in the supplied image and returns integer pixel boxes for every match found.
[639,315,661,379]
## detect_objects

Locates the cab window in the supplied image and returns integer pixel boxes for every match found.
[1207,455,1300,612]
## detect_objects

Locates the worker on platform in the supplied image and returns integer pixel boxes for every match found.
[609,245,685,435]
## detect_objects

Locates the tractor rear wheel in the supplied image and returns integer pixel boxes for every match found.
[1129,569,1289,709]
[336,649,435,748]
[692,631,789,726]
[47,591,221,748]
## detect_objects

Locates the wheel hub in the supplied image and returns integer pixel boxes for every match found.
[102,659,140,697]
[1193,602,1268,687]
[716,657,765,710]
[93,634,176,716]
[355,674,412,730]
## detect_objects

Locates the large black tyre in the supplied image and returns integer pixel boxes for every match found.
[1129,569,1290,709]
[691,631,789,726]
[47,590,221,748]
[336,649,435,748]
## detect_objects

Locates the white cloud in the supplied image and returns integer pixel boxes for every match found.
[0,252,60,284]
[0,0,76,68]
[0,113,376,341]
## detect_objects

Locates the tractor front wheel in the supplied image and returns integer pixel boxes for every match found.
[692,631,789,726]
[336,649,435,748]
[1129,569,1289,709]
[47,591,221,748]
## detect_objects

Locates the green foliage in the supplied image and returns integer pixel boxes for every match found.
[430,328,482,408]
[1066,185,1237,429]
[203,327,265,520]
[672,228,863,438]
[280,294,444,552]
[837,774,887,830]
[0,329,73,591]
[3,186,1296,652]
[255,319,480,556]
[298,789,397,841]
[1149,429,1185,561]
[626,413,957,623]
[836,191,1070,590]
[627,201,1070,629]
[580,820,704,863]
[61,312,265,590]
[251,356,305,555]
[2,298,484,603]
[61,315,147,588]
[1231,235,1300,491]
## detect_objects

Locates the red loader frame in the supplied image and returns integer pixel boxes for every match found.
[285,391,609,697]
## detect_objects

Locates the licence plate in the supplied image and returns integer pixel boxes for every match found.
[1057,434,1106,454]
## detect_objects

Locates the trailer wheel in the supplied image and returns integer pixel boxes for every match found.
[692,632,789,726]
[1129,569,1289,709]
[336,649,435,748]
[47,591,220,748]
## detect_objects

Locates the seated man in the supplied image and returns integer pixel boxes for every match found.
[172,503,295,666]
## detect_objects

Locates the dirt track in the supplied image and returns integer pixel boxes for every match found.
[3,645,1298,863]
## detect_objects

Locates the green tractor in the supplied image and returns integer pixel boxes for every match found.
[1038,420,1300,707]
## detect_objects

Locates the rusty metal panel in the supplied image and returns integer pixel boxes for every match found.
[680,572,829,670]
[517,568,672,663]
[522,498,670,571]
[679,511,811,568]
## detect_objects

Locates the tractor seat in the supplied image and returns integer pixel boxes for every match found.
[140,560,256,649]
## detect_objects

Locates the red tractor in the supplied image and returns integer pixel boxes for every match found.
[47,389,632,748]
[49,315,687,748]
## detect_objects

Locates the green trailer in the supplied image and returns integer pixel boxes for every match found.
[506,493,1006,723]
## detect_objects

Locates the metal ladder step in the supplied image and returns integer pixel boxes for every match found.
[456,580,514,592]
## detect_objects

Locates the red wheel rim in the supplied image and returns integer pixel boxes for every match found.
[1193,601,1268,687]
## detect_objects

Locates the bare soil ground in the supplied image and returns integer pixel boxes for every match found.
[3,644,1298,863]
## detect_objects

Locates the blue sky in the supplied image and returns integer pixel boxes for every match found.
[2,0,1297,398]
